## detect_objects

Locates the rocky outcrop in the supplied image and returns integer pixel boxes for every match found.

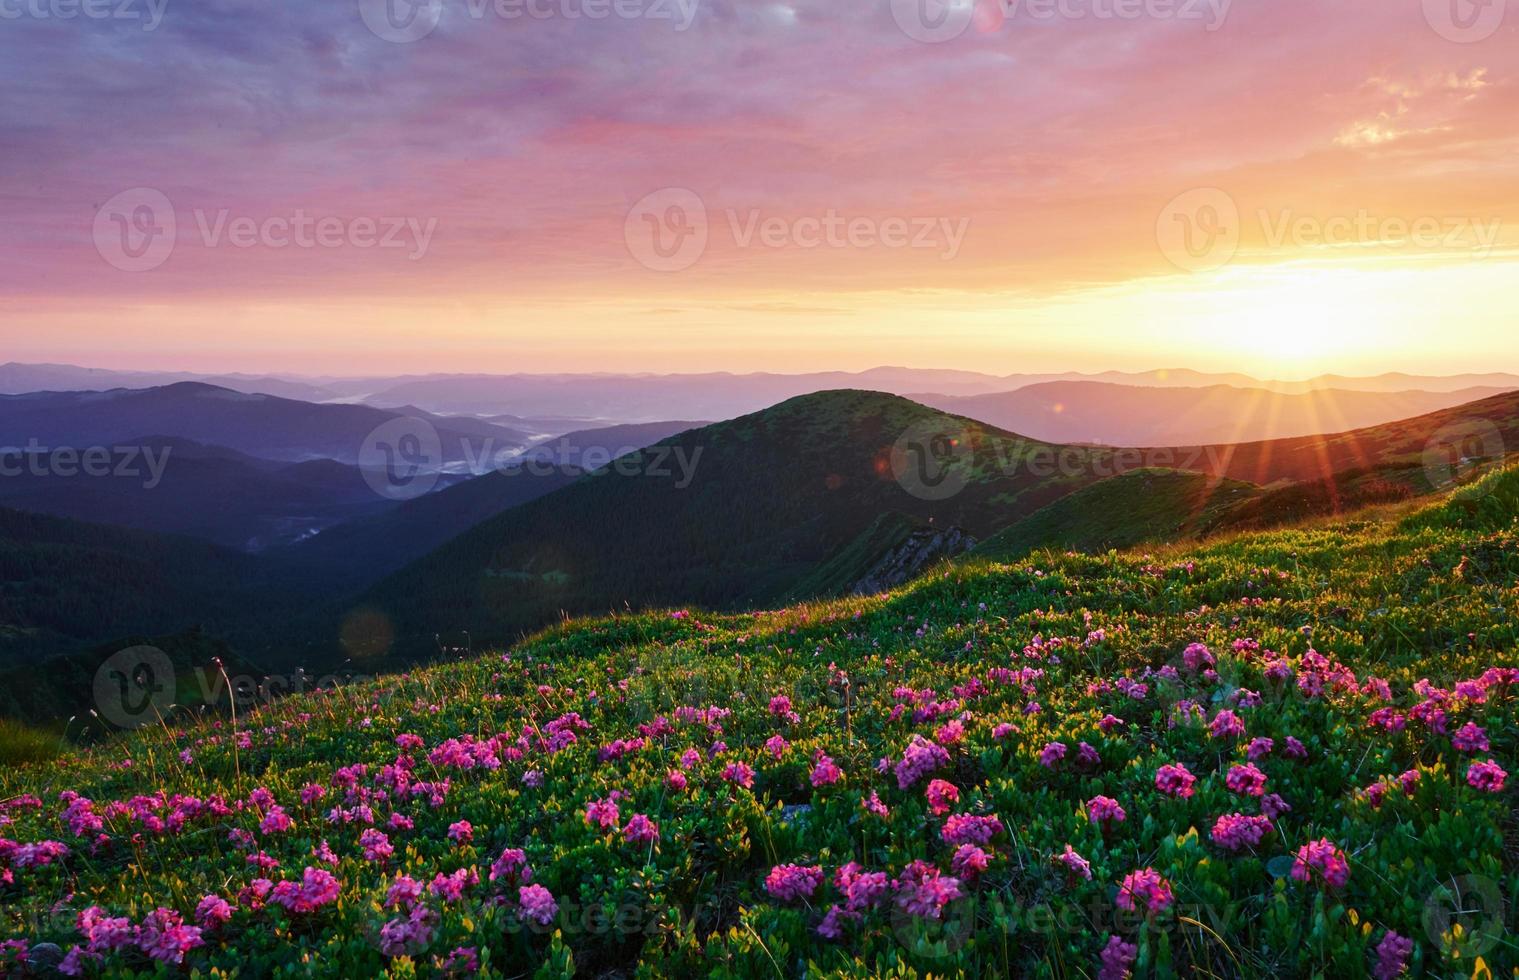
[851,526,976,595]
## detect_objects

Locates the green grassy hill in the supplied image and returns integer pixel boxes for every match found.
[974,468,1260,560]
[352,390,1105,659]
[348,388,1519,663]
[1,467,1514,977]
[0,507,293,670]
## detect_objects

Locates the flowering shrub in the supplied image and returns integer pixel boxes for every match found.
[0,470,1515,976]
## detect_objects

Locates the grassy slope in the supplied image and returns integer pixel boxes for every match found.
[356,390,1102,657]
[354,389,1519,663]
[2,469,1516,977]
[0,507,290,670]
[973,469,1260,560]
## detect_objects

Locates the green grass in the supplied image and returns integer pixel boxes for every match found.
[0,718,61,767]
[1,468,1516,977]
[973,468,1259,559]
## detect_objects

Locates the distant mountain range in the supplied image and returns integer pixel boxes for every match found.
[915,381,1514,447]
[4,362,1515,423]
[0,382,533,464]
[0,436,395,551]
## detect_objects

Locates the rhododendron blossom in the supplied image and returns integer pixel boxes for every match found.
[764,864,823,902]
[1291,839,1349,889]
[1116,868,1174,914]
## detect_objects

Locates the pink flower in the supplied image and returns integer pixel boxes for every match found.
[1397,770,1421,796]
[1261,793,1292,820]
[447,821,473,845]
[861,791,890,818]
[941,813,1001,846]
[1210,710,1246,740]
[925,779,960,816]
[836,863,890,912]
[1210,812,1272,852]
[1039,741,1067,769]
[764,864,823,902]
[1374,930,1414,979]
[764,735,790,759]
[1054,844,1092,880]
[379,906,437,957]
[1467,759,1507,793]
[768,694,799,723]
[992,722,1016,740]
[488,847,531,885]
[1225,763,1268,797]
[1087,795,1126,826]
[1116,868,1174,915]
[1453,723,1490,753]
[385,875,424,910]
[623,814,660,844]
[584,797,620,830]
[194,895,233,928]
[721,761,755,789]
[810,754,843,788]
[270,866,342,914]
[1098,714,1124,733]
[951,844,991,878]
[135,909,204,965]
[1183,643,1214,672]
[359,829,393,862]
[1291,838,1349,889]
[1156,763,1197,798]
[665,770,688,792]
[894,860,963,919]
[894,735,950,789]
[430,868,478,902]
[259,805,293,836]
[517,884,558,926]
[1246,737,1274,761]
[1099,935,1138,980]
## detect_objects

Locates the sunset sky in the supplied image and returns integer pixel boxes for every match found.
[1,0,1515,377]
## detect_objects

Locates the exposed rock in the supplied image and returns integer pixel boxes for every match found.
[851,526,976,595]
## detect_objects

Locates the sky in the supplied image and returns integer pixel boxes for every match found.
[1,0,1516,378]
